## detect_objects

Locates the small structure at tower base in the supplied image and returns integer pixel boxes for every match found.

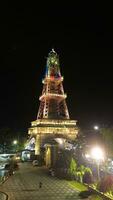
[28,118,78,167]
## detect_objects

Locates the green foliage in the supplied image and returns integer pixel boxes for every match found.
[69,181,87,191]
[85,167,93,175]
[0,128,27,153]
[68,158,77,177]
[77,165,86,183]
[89,195,103,200]
[83,170,93,184]
[55,150,93,183]
[68,158,93,183]
[77,165,93,183]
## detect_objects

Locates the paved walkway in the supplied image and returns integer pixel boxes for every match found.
[0,162,86,200]
[0,191,8,200]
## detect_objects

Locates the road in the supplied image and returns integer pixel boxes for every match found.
[0,162,85,200]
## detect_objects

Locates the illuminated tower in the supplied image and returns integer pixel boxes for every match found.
[37,49,69,120]
[28,49,78,165]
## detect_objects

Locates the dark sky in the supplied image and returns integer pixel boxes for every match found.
[0,3,113,131]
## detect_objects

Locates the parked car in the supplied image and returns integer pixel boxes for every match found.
[0,162,9,170]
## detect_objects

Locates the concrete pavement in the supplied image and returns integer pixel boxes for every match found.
[0,191,8,200]
[0,162,86,200]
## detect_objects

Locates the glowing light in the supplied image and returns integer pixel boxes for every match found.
[13,140,18,145]
[94,126,99,130]
[39,93,67,101]
[91,146,104,160]
[55,138,64,145]
[31,119,77,126]
[42,76,64,84]
[28,126,77,135]
[85,154,90,158]
[51,60,54,63]
[27,154,30,159]
[52,48,55,53]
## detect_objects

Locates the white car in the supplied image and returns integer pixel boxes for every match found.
[0,162,10,170]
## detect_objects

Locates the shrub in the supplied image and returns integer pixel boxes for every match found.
[83,171,94,184]
[97,175,113,193]
[79,190,92,198]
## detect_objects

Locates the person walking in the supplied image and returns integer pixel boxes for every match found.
[39,181,42,189]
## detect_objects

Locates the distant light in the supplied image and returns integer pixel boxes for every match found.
[94,126,99,130]
[13,140,18,145]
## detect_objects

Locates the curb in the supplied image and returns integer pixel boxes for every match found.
[88,185,112,200]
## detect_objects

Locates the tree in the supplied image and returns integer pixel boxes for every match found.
[68,158,77,178]
[0,128,27,153]
[68,158,93,183]
[77,165,86,183]
[76,165,93,183]
[83,167,93,184]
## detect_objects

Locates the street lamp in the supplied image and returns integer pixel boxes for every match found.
[91,146,104,181]
[94,126,99,130]
[13,140,18,152]
[13,140,18,145]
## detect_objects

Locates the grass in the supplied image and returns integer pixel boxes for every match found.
[68,181,88,191]
[89,195,103,200]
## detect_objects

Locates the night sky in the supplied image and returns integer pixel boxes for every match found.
[0,3,113,131]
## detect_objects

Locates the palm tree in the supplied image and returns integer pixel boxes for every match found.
[77,165,86,183]
[77,165,93,183]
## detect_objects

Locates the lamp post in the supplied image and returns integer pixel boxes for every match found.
[91,146,104,181]
[13,140,18,153]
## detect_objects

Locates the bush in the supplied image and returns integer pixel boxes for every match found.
[97,175,113,193]
[79,190,92,198]
[83,171,94,184]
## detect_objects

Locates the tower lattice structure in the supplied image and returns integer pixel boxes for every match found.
[37,49,69,120]
[28,49,78,157]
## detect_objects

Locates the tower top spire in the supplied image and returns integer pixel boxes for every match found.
[52,48,56,53]
[47,49,59,65]
[46,49,60,78]
[48,48,57,57]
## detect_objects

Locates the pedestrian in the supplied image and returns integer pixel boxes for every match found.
[39,181,42,188]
